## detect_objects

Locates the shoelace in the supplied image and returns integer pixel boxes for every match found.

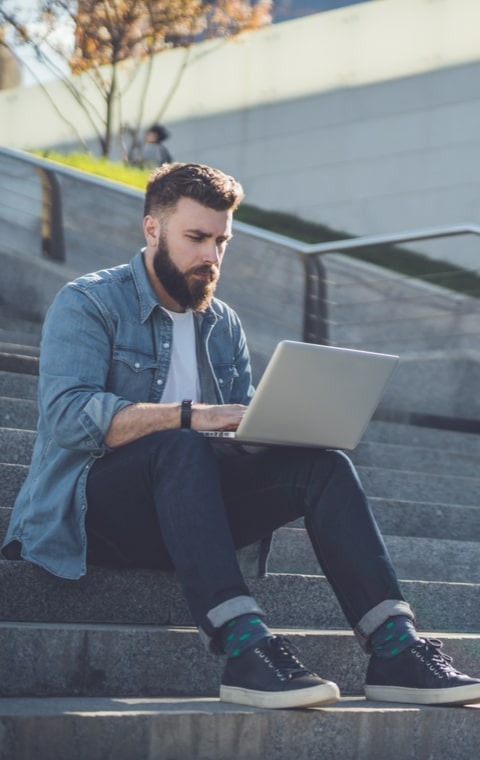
[258,636,315,680]
[412,638,460,676]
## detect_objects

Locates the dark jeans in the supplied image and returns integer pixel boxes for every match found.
[85,430,411,650]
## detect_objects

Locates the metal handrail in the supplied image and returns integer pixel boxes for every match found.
[2,145,479,345]
[0,145,139,263]
[234,220,480,343]
[1,146,73,263]
[37,166,65,261]
[234,220,480,256]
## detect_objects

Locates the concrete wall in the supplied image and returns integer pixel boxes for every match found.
[1,0,480,267]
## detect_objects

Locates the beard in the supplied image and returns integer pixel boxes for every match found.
[152,233,219,311]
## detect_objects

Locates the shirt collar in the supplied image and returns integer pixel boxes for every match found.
[130,249,163,324]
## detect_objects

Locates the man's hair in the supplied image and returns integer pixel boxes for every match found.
[144,162,245,218]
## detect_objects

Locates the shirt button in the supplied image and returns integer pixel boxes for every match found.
[134,362,140,369]
[157,379,163,385]
[163,342,170,349]
[219,379,224,385]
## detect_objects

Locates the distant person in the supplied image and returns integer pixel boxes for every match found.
[142,124,173,167]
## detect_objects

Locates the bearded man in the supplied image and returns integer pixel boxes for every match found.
[4,163,480,710]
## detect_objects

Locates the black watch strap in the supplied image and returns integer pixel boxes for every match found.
[180,399,193,429]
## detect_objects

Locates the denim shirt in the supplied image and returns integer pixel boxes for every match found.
[2,251,259,580]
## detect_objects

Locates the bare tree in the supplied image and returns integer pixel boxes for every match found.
[1,0,272,158]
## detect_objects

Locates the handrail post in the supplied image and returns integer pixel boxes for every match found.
[302,253,329,345]
[36,167,66,262]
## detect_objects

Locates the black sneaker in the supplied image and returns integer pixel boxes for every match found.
[220,635,340,709]
[365,637,480,705]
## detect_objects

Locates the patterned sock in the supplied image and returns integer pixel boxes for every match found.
[370,615,420,658]
[220,614,271,658]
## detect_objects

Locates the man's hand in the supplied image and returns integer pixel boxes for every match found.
[104,401,248,448]
[191,403,247,431]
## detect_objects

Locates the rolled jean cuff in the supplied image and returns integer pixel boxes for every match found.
[199,595,265,654]
[355,600,415,652]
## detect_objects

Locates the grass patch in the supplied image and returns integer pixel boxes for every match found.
[34,151,480,298]
[35,150,151,189]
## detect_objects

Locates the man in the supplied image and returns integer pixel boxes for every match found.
[3,163,480,709]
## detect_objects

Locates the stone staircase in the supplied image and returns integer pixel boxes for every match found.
[1,307,480,760]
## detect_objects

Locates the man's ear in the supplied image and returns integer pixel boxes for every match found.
[143,214,159,245]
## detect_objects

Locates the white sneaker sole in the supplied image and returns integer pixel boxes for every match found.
[220,680,340,709]
[365,683,480,706]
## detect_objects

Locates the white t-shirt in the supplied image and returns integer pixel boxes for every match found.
[161,309,201,403]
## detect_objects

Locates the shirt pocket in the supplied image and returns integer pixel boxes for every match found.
[108,348,159,402]
[212,362,239,401]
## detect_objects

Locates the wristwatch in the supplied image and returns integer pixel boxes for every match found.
[181,399,193,429]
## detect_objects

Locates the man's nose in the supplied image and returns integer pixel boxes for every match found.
[203,242,221,265]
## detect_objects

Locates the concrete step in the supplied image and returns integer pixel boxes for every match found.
[0,341,40,357]
[0,396,37,430]
[370,497,480,542]
[1,694,479,760]
[366,419,480,455]
[357,465,480,506]
[0,428,36,465]
[0,370,38,400]
[0,351,39,375]
[0,463,28,508]
[2,560,480,633]
[0,623,478,700]
[351,440,480,478]
[0,625,362,698]
[270,527,480,582]
[0,310,42,347]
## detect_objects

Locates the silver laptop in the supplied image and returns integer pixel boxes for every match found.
[202,340,398,450]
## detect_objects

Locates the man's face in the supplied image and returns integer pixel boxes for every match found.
[152,197,233,311]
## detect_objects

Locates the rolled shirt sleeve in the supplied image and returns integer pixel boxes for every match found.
[39,282,133,453]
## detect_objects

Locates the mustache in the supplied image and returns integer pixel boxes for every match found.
[188,264,219,280]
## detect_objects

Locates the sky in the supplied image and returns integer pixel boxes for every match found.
[2,0,72,86]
